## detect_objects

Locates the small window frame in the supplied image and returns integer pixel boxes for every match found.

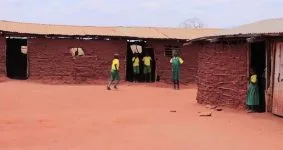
[164,45,180,58]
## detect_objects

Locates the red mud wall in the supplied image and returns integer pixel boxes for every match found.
[181,45,198,83]
[197,43,248,108]
[148,40,198,84]
[28,38,127,84]
[0,36,6,80]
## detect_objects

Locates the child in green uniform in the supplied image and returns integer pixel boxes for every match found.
[132,53,140,82]
[170,51,184,90]
[246,68,260,113]
[142,53,152,82]
[107,53,120,90]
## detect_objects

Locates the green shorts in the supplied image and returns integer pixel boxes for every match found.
[133,66,140,74]
[110,70,120,81]
[143,65,151,74]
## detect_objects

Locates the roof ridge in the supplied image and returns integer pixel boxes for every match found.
[237,17,283,27]
[0,20,221,30]
[0,20,222,40]
[152,27,170,39]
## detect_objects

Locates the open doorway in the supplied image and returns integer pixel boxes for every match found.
[6,38,28,79]
[126,40,156,82]
[250,41,266,112]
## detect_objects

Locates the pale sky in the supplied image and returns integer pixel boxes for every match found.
[0,0,282,28]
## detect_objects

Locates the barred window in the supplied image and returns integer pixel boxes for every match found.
[164,45,180,57]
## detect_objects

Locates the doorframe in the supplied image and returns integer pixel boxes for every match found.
[26,40,29,78]
[265,40,274,112]
[3,37,7,77]
[5,37,29,79]
[248,41,269,112]
[269,41,276,112]
[270,41,278,113]
[126,40,143,82]
[271,40,283,116]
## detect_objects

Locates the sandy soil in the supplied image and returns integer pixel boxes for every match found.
[0,81,283,150]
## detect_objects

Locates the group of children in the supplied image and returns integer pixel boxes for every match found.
[107,51,184,90]
[132,53,152,83]
[106,50,263,113]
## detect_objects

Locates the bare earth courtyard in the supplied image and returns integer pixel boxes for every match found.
[0,81,283,150]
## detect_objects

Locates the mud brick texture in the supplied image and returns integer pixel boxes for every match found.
[196,43,248,108]
[0,36,6,81]
[0,37,198,85]
[28,38,127,84]
[148,40,198,84]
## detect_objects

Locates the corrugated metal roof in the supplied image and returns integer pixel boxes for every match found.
[0,20,220,40]
[219,18,283,36]
[154,27,220,40]
[0,20,122,37]
[115,27,166,39]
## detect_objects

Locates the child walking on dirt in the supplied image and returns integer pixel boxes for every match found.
[107,53,120,90]
[170,51,184,90]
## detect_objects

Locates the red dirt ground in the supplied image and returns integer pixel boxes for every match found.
[0,81,283,150]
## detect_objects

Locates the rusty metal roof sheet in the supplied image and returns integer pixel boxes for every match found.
[220,18,283,36]
[0,20,220,40]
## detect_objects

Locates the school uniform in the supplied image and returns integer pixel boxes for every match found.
[110,58,120,81]
[132,57,140,74]
[142,56,152,74]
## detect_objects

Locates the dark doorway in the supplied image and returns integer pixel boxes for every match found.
[126,41,156,82]
[6,38,28,79]
[250,41,266,112]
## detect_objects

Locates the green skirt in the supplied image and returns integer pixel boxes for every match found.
[172,67,180,80]
[246,83,260,106]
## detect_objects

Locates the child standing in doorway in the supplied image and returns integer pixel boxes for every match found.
[246,68,260,113]
[132,53,140,82]
[142,53,152,82]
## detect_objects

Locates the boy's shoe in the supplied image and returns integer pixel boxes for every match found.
[247,110,254,113]
[107,87,111,90]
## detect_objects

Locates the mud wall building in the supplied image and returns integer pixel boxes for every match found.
[191,18,283,117]
[28,38,127,84]
[196,42,249,108]
[0,20,219,84]
[147,40,199,84]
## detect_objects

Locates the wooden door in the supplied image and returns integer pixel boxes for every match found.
[265,44,272,112]
[272,42,283,116]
